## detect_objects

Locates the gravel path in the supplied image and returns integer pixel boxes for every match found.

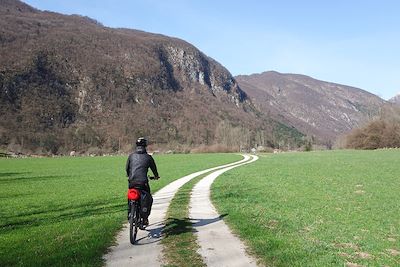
[103,155,250,267]
[189,155,259,267]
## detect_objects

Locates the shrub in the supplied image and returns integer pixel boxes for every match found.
[345,119,400,149]
[304,140,313,152]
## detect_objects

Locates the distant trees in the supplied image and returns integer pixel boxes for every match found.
[213,120,304,152]
[214,120,251,151]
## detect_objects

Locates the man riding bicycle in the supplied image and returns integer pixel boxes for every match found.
[126,137,159,227]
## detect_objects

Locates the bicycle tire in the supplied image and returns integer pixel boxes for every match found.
[129,202,139,244]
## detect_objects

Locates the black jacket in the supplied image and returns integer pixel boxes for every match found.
[126,146,159,184]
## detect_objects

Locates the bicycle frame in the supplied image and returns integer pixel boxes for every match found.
[127,180,157,244]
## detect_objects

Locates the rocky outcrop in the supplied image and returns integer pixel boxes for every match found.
[163,45,246,105]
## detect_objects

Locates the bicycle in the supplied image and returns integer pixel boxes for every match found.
[127,176,158,244]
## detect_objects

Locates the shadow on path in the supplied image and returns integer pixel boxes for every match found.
[191,213,228,227]
[163,213,229,238]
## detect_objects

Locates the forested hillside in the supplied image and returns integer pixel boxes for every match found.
[0,0,303,154]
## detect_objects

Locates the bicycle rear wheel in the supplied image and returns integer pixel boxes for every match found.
[129,202,139,244]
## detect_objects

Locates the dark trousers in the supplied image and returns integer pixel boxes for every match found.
[127,182,151,218]
[128,181,150,193]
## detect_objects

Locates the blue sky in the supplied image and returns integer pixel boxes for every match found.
[23,0,400,99]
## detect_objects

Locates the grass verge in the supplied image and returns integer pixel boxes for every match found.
[212,150,400,267]
[0,153,241,266]
[161,174,207,267]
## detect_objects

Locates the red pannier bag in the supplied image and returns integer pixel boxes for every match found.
[127,188,140,200]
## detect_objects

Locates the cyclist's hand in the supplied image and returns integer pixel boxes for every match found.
[155,176,160,180]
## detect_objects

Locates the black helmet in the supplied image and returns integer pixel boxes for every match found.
[136,137,147,147]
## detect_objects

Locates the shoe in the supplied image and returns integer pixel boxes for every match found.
[139,220,147,230]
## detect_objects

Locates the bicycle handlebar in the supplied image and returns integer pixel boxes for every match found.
[148,176,160,180]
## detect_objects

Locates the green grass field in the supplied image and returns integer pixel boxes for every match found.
[0,153,241,266]
[212,150,400,266]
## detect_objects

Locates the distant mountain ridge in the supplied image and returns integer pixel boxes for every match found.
[236,71,386,142]
[0,0,303,153]
[389,93,400,105]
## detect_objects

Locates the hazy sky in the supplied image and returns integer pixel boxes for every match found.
[23,0,400,100]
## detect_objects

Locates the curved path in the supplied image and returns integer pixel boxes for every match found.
[104,155,251,267]
[189,155,259,267]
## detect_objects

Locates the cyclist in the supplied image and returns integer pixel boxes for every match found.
[126,137,159,227]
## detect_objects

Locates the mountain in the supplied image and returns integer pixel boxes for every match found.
[389,94,400,105]
[0,0,303,154]
[236,71,386,143]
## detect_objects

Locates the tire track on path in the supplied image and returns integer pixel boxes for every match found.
[104,155,251,267]
[189,155,259,267]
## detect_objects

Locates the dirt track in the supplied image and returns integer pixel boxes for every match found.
[103,155,251,266]
[189,155,259,267]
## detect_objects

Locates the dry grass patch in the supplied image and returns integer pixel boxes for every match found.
[345,262,364,267]
[386,248,399,256]
[355,252,372,259]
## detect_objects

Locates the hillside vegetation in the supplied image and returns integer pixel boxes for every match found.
[236,71,386,143]
[0,0,303,155]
